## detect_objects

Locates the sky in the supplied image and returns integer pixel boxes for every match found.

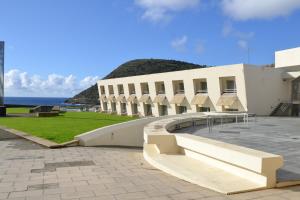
[1,0,300,97]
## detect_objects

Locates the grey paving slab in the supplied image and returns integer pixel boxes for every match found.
[0,127,299,199]
[0,129,19,140]
[174,117,300,182]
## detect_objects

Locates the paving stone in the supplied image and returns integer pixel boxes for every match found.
[27,183,59,191]
[114,191,149,200]
[0,124,299,200]
[176,117,300,182]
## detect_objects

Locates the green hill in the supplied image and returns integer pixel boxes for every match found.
[65,59,208,105]
[103,59,207,79]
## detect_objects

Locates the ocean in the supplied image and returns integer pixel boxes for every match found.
[4,97,69,106]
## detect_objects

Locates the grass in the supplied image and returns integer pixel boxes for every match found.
[0,112,136,143]
[6,107,31,114]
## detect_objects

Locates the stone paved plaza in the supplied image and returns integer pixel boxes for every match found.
[0,128,299,200]
[178,117,300,182]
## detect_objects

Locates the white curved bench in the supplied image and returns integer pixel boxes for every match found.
[143,114,284,194]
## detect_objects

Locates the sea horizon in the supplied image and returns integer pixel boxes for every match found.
[4,96,69,106]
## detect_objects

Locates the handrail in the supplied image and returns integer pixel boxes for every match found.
[175,90,185,94]
[223,89,237,93]
[196,90,208,94]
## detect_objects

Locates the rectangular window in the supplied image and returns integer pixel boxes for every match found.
[118,85,124,94]
[200,82,207,91]
[128,84,136,94]
[100,86,105,95]
[155,82,165,94]
[226,80,236,90]
[141,83,149,94]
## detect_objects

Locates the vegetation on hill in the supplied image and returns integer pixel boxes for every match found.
[64,84,99,105]
[65,59,208,105]
[104,59,207,79]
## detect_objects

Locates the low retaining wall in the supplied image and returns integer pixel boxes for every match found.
[143,113,284,194]
[76,112,248,148]
[76,116,172,147]
[35,112,59,117]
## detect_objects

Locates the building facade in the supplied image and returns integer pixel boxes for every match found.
[0,41,4,106]
[97,47,300,117]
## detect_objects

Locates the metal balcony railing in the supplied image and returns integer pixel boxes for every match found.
[292,92,300,101]
[223,88,237,94]
[175,90,185,94]
[196,90,208,94]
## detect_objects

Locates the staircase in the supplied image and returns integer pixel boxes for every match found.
[271,102,293,116]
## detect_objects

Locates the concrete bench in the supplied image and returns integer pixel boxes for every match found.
[175,134,283,188]
[143,114,284,194]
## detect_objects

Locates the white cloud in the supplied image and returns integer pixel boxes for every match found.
[222,21,254,50]
[171,35,188,52]
[4,69,99,97]
[222,21,254,39]
[80,76,100,88]
[222,0,300,20]
[238,40,248,50]
[135,0,200,22]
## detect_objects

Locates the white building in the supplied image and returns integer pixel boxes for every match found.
[97,47,300,117]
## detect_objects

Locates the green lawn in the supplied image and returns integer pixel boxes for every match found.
[6,107,31,114]
[0,112,136,143]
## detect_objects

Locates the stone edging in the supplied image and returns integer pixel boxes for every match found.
[0,126,79,148]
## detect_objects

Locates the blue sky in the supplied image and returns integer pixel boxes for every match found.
[1,0,300,97]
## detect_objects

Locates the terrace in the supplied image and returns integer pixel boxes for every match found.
[192,79,211,112]
[171,80,188,114]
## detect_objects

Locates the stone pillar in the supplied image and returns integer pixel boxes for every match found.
[0,41,4,105]
[0,41,5,116]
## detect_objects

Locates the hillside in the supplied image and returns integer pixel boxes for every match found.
[64,84,99,105]
[104,59,207,79]
[65,59,207,105]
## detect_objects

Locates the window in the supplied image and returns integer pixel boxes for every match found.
[173,80,185,94]
[120,103,127,114]
[200,82,207,92]
[118,85,124,94]
[103,102,108,111]
[100,86,105,95]
[128,84,136,94]
[155,82,165,94]
[225,108,238,112]
[220,77,237,94]
[179,82,184,91]
[226,80,236,90]
[111,103,117,112]
[132,103,138,114]
[159,105,168,116]
[197,106,210,112]
[141,83,149,94]
[144,104,152,116]
[177,106,187,114]
[108,85,114,94]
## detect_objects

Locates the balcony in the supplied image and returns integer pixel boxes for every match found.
[223,88,237,94]
[292,92,300,103]
[175,90,185,94]
[196,89,208,94]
